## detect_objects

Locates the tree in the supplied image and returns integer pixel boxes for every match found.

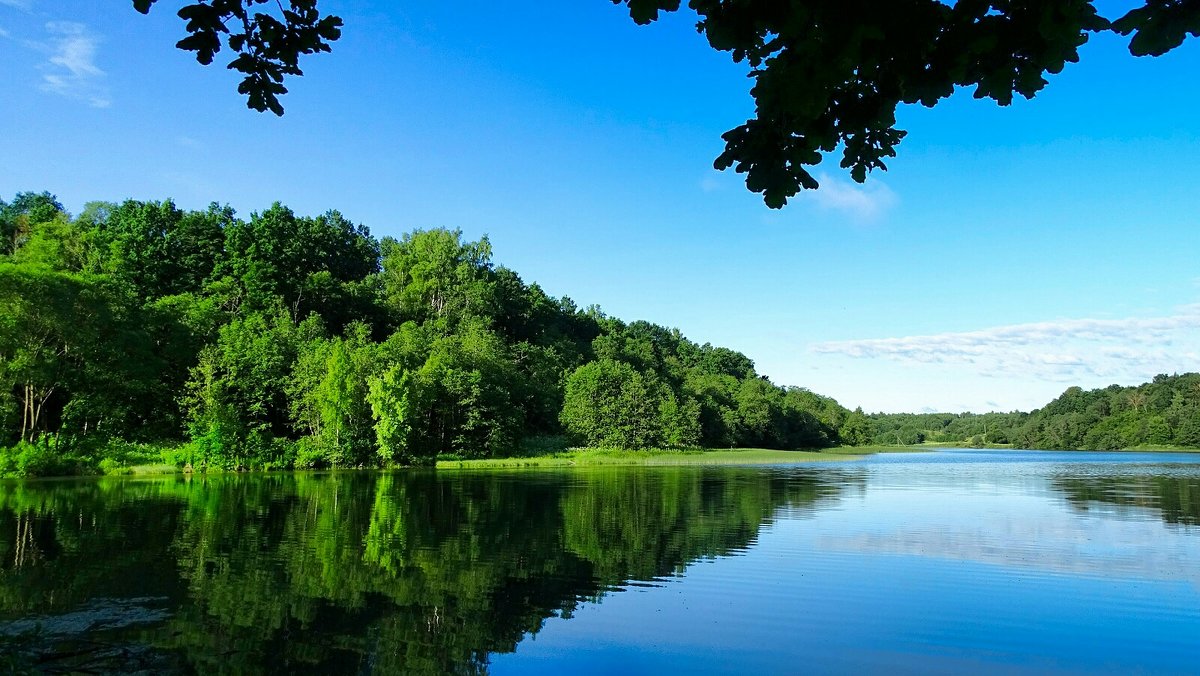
[1,192,65,255]
[406,323,524,459]
[0,264,164,446]
[219,203,379,323]
[290,323,378,466]
[683,372,740,446]
[379,229,496,330]
[367,364,418,465]
[133,0,343,116]
[560,358,669,449]
[90,199,230,300]
[8,212,99,273]
[137,1,1200,207]
[183,309,318,468]
[839,408,872,447]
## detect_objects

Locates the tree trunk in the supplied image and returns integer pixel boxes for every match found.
[20,383,30,443]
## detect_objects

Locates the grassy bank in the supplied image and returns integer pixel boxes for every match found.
[435,445,918,469]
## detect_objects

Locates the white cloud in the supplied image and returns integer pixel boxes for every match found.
[0,26,9,38]
[811,305,1200,385]
[0,0,33,10]
[805,173,897,223]
[36,21,110,108]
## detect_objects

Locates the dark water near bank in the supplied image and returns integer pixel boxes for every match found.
[2,450,1200,674]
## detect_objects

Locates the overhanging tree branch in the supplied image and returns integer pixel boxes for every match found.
[136,0,1199,207]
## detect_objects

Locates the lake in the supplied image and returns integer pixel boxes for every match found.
[2,449,1199,673]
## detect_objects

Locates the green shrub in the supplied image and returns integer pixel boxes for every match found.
[0,439,81,478]
[294,437,327,469]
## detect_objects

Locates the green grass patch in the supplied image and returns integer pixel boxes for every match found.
[118,463,182,476]
[840,444,926,454]
[435,445,918,469]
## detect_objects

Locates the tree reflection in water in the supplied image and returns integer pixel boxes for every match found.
[1051,471,1200,527]
[0,467,853,673]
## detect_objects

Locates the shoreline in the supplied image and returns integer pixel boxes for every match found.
[10,444,1200,480]
[433,445,921,469]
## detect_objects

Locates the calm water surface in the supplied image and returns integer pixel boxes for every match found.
[2,449,1199,673]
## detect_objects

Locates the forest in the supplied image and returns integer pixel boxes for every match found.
[864,374,1200,451]
[0,191,867,477]
[2,191,1197,478]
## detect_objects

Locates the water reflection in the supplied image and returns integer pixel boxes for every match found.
[0,467,850,673]
[4,455,1199,674]
[1052,470,1200,527]
[814,456,1200,588]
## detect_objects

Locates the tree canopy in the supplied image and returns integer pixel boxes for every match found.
[135,1,1199,207]
[3,189,1196,475]
[0,190,862,477]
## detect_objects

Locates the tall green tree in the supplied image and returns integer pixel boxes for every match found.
[0,264,162,446]
[220,204,379,323]
[379,228,496,330]
[560,358,674,449]
[1,192,64,255]
[183,309,320,468]
[407,323,524,459]
[93,199,230,300]
[367,364,419,465]
[290,323,378,466]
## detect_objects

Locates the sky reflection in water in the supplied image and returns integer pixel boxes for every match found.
[492,450,1200,675]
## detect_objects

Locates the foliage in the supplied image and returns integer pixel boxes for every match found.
[367,364,417,464]
[862,374,1200,452]
[134,3,1200,206]
[133,0,343,115]
[560,358,671,449]
[0,438,82,478]
[5,190,1197,475]
[379,228,495,329]
[866,410,1028,447]
[0,191,861,475]
[1016,374,1200,451]
[290,323,378,466]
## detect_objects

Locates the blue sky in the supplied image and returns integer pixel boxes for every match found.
[1,1,1198,413]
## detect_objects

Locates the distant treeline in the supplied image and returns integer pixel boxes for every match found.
[868,373,1200,450]
[0,191,871,476]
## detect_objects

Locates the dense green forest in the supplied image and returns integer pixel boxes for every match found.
[1015,374,1200,450]
[0,191,867,476]
[2,191,1196,477]
[864,411,1029,447]
[863,374,1200,451]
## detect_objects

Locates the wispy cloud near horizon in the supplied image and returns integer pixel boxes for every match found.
[812,305,1200,384]
[36,21,110,108]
